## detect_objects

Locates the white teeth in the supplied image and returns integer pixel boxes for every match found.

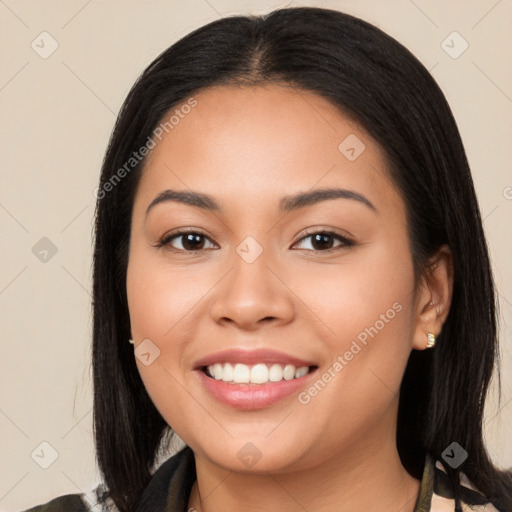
[206,363,311,384]
[269,363,283,382]
[233,363,250,383]
[250,364,269,384]
[283,364,295,381]
[295,366,309,378]
[212,363,223,380]
[221,363,234,382]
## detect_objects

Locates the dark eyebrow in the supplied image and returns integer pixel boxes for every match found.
[279,187,376,213]
[145,187,377,217]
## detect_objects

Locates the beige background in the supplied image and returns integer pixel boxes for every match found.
[1,0,511,510]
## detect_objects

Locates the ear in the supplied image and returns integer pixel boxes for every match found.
[411,244,454,351]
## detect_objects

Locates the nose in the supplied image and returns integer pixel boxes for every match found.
[208,246,295,331]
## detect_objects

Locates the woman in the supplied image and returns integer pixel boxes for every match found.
[22,6,512,512]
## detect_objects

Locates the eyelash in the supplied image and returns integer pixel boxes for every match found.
[154,228,354,254]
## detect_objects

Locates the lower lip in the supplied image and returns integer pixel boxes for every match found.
[195,369,317,409]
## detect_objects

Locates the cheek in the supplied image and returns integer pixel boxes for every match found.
[126,249,203,344]
[292,240,415,425]
[126,245,219,429]
[296,237,414,353]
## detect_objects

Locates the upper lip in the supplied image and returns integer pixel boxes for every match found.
[193,348,317,369]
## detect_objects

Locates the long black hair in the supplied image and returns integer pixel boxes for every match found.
[92,6,512,511]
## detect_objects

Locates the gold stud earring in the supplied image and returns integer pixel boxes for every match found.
[426,332,436,348]
[128,338,135,344]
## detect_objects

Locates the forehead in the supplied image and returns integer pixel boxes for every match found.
[134,84,403,219]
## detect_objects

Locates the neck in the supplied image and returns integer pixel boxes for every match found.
[187,420,422,512]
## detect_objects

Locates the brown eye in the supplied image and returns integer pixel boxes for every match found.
[157,231,216,252]
[293,230,354,252]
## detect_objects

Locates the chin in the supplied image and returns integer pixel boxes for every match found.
[185,431,314,474]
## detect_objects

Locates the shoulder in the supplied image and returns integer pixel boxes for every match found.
[19,446,195,512]
[18,480,118,512]
[19,488,120,512]
[431,458,505,512]
[19,493,90,512]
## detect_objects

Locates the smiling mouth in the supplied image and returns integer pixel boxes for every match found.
[202,362,318,385]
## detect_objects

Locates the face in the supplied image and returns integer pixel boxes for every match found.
[126,84,422,474]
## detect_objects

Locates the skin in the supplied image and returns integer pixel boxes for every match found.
[126,84,453,512]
